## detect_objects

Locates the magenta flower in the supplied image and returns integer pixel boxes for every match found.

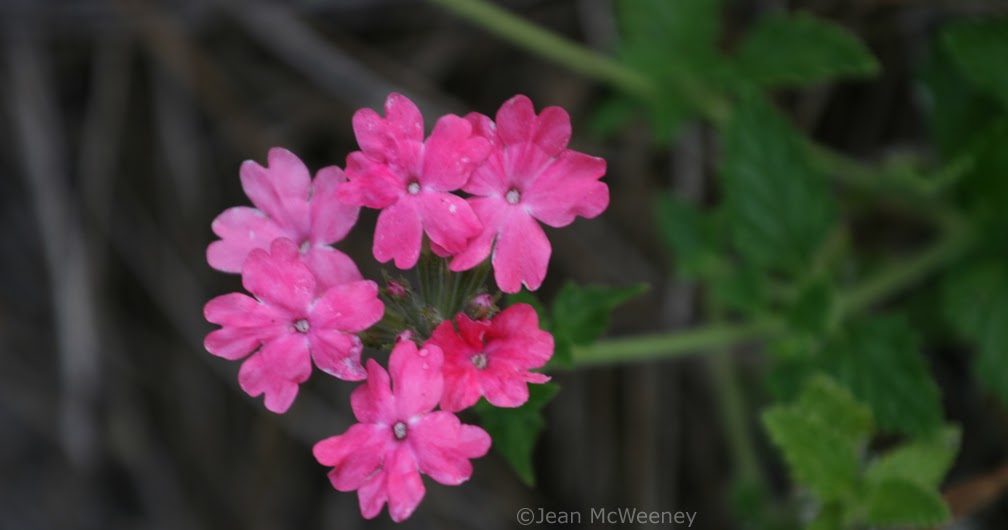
[313,340,491,522]
[207,147,362,291]
[203,238,384,413]
[337,93,491,269]
[425,303,552,412]
[450,95,609,292]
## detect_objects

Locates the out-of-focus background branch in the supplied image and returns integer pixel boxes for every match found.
[1,1,1007,529]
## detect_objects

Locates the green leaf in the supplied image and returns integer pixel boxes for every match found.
[865,426,960,489]
[550,282,648,368]
[786,278,834,336]
[864,478,951,528]
[823,316,943,437]
[942,18,1008,112]
[655,194,722,278]
[734,13,879,88]
[615,0,732,138]
[762,375,871,501]
[720,92,836,273]
[943,262,1008,407]
[475,383,560,486]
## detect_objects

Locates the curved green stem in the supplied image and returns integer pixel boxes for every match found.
[428,0,653,99]
[571,319,781,367]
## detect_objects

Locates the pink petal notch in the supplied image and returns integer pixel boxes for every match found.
[313,341,491,522]
[338,93,491,269]
[451,95,610,293]
[206,147,362,291]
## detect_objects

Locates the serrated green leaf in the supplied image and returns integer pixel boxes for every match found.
[475,383,559,486]
[762,375,870,502]
[942,18,1008,111]
[824,317,943,437]
[865,426,960,489]
[550,282,648,367]
[864,478,951,528]
[734,13,878,88]
[943,262,1008,407]
[720,92,836,273]
[614,0,732,137]
[763,409,860,502]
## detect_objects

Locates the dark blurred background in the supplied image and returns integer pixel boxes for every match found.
[2,1,1007,529]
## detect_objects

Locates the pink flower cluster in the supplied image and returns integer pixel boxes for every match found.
[202,94,607,522]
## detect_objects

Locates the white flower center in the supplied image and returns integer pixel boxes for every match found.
[299,240,311,253]
[407,181,421,195]
[393,421,408,440]
[294,319,310,333]
[505,189,521,204]
[471,353,488,370]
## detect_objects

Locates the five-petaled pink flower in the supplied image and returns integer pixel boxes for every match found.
[204,238,384,413]
[450,95,609,292]
[337,93,491,269]
[207,147,362,291]
[313,340,491,522]
[426,303,552,412]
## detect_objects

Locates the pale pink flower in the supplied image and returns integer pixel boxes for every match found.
[203,238,383,413]
[337,93,491,269]
[207,147,362,291]
[425,303,552,412]
[450,95,609,292]
[313,340,491,522]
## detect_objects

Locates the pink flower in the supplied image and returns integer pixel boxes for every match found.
[425,303,552,412]
[313,340,491,522]
[337,93,491,269]
[207,147,362,291]
[203,238,384,413]
[450,95,609,292]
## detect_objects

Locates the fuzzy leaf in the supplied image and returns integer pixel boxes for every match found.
[943,263,1008,407]
[550,282,648,367]
[720,92,836,273]
[734,13,879,88]
[762,375,871,501]
[474,383,559,486]
[942,18,1008,111]
[824,317,943,437]
[865,426,960,489]
[864,478,951,528]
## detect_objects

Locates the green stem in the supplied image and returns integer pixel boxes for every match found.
[573,218,972,367]
[572,319,781,367]
[428,0,653,99]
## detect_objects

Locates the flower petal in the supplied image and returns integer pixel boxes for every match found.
[425,319,482,412]
[301,245,363,292]
[309,330,366,381]
[389,341,443,419]
[309,165,359,244]
[421,114,490,192]
[239,147,311,237]
[464,111,497,146]
[479,371,531,408]
[486,303,554,368]
[314,423,391,491]
[449,197,507,272]
[524,150,608,227]
[495,94,537,146]
[410,411,490,485]
[491,210,551,293]
[385,444,425,523]
[357,470,389,520]
[373,199,423,269]
[203,293,287,360]
[351,359,395,424]
[241,238,315,313]
[418,191,482,255]
[237,333,312,413]
[206,207,287,273]
[310,280,383,332]
[338,152,403,209]
[532,105,572,156]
